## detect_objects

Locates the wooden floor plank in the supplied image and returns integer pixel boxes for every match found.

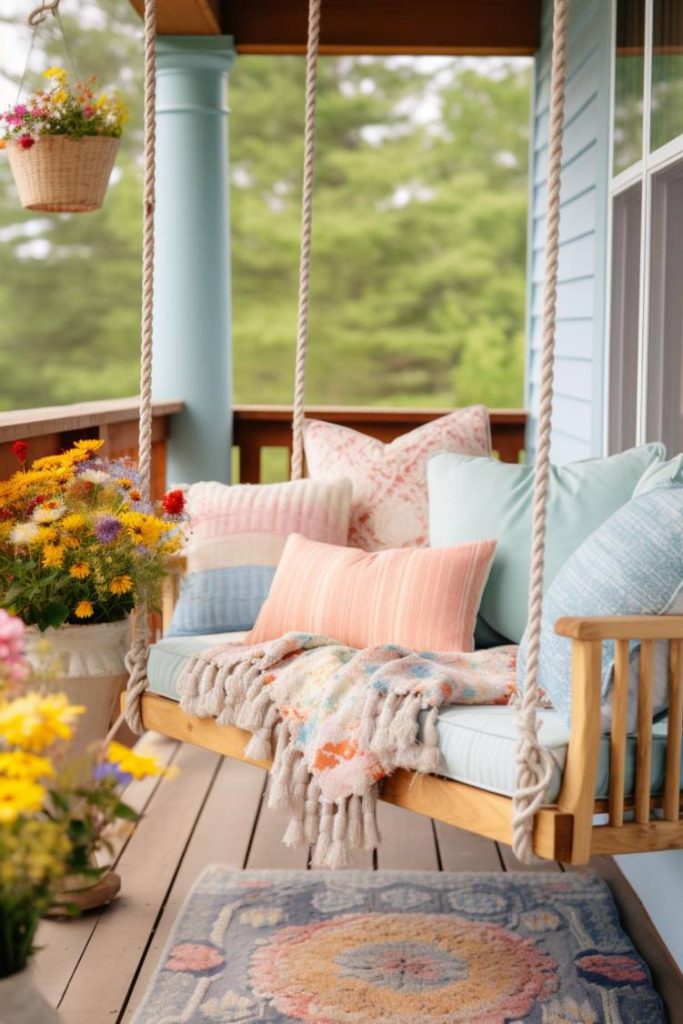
[34,734,180,1010]
[435,822,502,872]
[376,801,439,870]
[122,756,266,1021]
[246,778,310,869]
[56,743,221,1024]
[497,842,563,872]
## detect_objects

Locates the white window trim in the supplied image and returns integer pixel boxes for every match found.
[606,0,683,450]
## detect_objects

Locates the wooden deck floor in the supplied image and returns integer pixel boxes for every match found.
[35,733,683,1023]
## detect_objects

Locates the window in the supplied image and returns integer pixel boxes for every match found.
[608,0,683,453]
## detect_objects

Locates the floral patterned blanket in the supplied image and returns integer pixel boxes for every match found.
[178,633,517,867]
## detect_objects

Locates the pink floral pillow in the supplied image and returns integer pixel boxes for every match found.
[303,406,491,550]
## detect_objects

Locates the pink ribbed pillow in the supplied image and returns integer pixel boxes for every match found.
[303,406,491,551]
[249,534,497,652]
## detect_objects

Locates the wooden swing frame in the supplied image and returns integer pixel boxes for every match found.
[130,569,683,866]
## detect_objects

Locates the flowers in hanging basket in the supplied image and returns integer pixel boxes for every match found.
[0,68,127,150]
[0,439,186,631]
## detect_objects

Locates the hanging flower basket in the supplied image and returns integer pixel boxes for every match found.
[6,134,120,213]
[1,66,127,214]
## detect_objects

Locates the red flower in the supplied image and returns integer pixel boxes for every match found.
[83,106,94,119]
[17,135,34,150]
[162,489,185,516]
[11,440,28,464]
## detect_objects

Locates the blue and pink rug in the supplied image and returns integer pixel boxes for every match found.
[132,868,665,1023]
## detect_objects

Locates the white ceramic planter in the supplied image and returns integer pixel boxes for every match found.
[27,618,131,755]
[0,967,60,1024]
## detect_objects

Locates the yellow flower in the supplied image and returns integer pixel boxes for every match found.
[73,438,105,456]
[61,533,81,550]
[75,601,94,619]
[42,543,65,569]
[106,741,178,781]
[53,89,68,104]
[109,575,133,595]
[0,751,54,780]
[62,513,85,532]
[0,693,84,753]
[69,561,91,579]
[95,93,109,109]
[120,511,165,548]
[118,478,133,491]
[44,66,68,81]
[0,777,45,823]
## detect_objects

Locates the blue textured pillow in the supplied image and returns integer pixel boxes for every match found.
[428,443,665,644]
[518,484,683,728]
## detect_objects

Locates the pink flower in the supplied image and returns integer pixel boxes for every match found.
[18,135,35,150]
[0,611,27,686]
[13,105,27,117]
[83,106,94,119]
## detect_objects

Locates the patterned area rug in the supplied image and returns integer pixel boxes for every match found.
[131,868,666,1023]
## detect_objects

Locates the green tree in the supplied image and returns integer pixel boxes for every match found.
[0,2,531,412]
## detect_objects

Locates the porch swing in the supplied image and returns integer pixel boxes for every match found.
[121,0,683,866]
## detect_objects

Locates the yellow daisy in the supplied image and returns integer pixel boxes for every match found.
[42,543,65,569]
[106,741,177,781]
[0,777,45,824]
[109,575,133,595]
[69,562,91,580]
[0,693,84,753]
[75,601,94,619]
[0,751,54,780]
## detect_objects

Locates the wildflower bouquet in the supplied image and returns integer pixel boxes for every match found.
[0,439,185,631]
[0,67,127,151]
[0,612,175,978]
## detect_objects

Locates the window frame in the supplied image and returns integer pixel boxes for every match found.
[606,0,683,451]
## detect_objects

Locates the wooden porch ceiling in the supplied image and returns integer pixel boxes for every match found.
[128,0,542,55]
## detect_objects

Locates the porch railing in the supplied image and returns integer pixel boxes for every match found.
[0,399,527,489]
[233,405,527,483]
[0,397,183,500]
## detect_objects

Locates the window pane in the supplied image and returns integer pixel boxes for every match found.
[651,0,683,152]
[609,185,642,452]
[646,160,683,451]
[614,0,646,176]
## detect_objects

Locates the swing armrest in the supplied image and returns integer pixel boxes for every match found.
[161,555,188,635]
[555,615,683,641]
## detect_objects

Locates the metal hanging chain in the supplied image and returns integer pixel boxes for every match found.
[512,0,569,863]
[124,0,157,735]
[290,0,322,481]
[18,0,80,102]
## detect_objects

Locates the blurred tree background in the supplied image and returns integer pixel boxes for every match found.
[0,0,531,412]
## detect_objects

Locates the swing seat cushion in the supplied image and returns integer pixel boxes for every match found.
[304,405,491,552]
[146,635,681,803]
[168,478,353,636]
[428,443,665,644]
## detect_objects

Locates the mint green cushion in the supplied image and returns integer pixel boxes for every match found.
[634,453,683,495]
[428,444,665,643]
[147,634,680,802]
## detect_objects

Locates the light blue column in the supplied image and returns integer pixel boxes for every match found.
[153,36,236,484]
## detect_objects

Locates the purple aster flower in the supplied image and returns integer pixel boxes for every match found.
[95,515,122,544]
[94,762,133,786]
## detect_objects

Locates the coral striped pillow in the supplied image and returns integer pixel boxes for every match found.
[249,534,497,652]
[169,479,352,636]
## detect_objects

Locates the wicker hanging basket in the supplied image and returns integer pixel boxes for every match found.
[6,134,120,213]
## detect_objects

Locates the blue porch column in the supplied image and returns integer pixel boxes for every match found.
[153,37,236,484]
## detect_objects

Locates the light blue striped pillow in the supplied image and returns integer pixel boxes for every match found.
[518,484,683,729]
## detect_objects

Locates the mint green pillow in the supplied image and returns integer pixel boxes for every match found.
[428,444,665,643]
[634,453,683,496]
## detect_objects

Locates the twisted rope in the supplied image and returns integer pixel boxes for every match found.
[290,0,322,481]
[124,0,157,734]
[512,0,569,862]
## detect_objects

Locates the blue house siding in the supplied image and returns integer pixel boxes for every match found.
[525,0,612,462]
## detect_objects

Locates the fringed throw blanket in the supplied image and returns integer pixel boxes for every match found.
[178,633,517,868]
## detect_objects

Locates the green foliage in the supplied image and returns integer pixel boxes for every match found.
[0,1,530,412]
